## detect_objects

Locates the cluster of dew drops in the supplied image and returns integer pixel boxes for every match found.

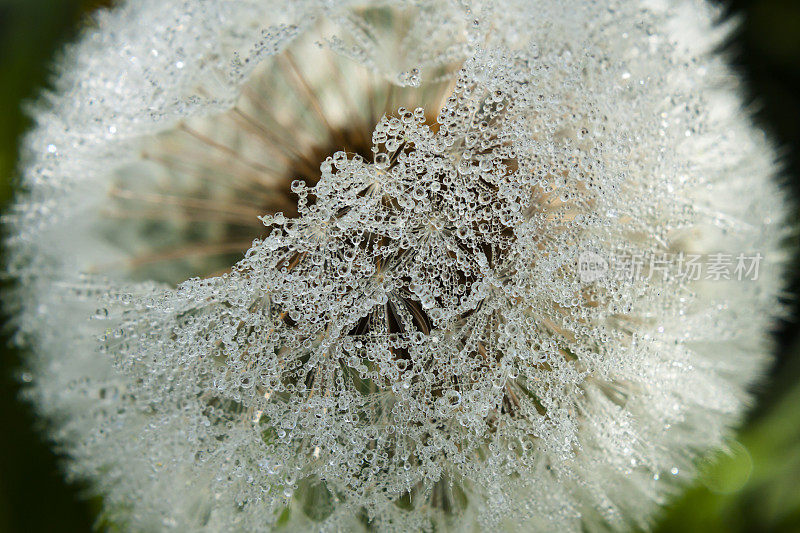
[103,50,648,520]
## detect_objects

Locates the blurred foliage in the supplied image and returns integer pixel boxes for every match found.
[656,351,800,532]
[0,0,798,532]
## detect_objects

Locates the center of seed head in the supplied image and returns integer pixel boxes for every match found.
[103,34,457,284]
[282,126,382,218]
[101,14,542,431]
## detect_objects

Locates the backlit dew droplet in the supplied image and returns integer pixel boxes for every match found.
[374,152,390,169]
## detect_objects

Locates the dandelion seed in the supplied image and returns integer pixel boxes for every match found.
[4,1,789,532]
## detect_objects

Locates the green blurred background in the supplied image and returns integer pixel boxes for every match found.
[0,0,799,531]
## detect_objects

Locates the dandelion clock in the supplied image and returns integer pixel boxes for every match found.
[5,0,790,531]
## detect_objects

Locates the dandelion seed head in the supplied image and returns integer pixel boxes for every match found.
[5,0,789,531]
